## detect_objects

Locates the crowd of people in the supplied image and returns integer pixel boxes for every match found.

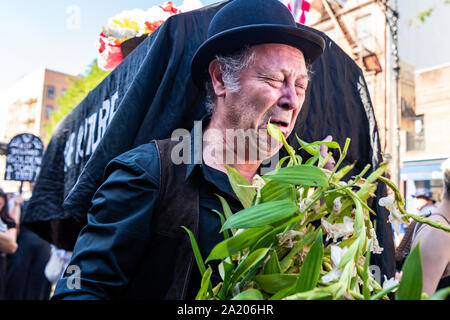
[0,184,72,300]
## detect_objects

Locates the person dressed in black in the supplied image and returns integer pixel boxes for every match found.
[52,0,334,300]
[0,189,18,299]
[4,183,52,300]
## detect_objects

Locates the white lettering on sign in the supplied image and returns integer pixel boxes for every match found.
[64,91,120,172]
[5,133,43,182]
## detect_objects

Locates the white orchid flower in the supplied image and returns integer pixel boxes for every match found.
[252,174,266,190]
[321,216,354,243]
[321,245,348,284]
[321,268,342,284]
[382,275,399,292]
[378,196,406,234]
[237,174,266,198]
[378,196,395,209]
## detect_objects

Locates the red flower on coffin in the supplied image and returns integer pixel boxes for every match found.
[160,1,180,14]
[145,20,165,32]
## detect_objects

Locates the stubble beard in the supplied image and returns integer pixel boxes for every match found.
[217,102,283,165]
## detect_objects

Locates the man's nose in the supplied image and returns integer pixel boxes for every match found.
[278,83,300,110]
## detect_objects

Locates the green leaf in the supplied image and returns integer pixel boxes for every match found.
[260,180,297,203]
[338,259,354,290]
[284,282,344,300]
[211,209,230,240]
[267,121,284,143]
[396,241,423,300]
[269,286,295,300]
[215,194,234,220]
[338,238,360,269]
[221,200,298,230]
[217,258,235,300]
[370,284,400,301]
[195,266,213,300]
[215,193,236,235]
[296,135,320,156]
[428,287,450,300]
[206,226,272,262]
[332,162,356,182]
[264,165,329,187]
[250,226,281,251]
[344,187,376,217]
[294,229,324,293]
[362,240,373,300]
[231,289,264,300]
[264,249,282,274]
[305,154,319,166]
[280,228,318,272]
[181,226,206,276]
[276,156,291,170]
[254,274,299,294]
[300,140,341,156]
[231,248,270,284]
[224,166,256,208]
[268,122,298,165]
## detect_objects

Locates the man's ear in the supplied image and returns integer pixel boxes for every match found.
[208,59,226,97]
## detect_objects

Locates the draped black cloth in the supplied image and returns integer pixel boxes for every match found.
[22,0,395,279]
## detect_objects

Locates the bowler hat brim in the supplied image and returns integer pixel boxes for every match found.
[191,24,325,87]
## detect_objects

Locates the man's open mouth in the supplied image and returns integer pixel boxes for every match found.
[270,119,290,135]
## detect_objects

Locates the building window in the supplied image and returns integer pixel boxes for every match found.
[356,15,373,51]
[48,86,55,98]
[45,105,54,119]
[406,115,425,151]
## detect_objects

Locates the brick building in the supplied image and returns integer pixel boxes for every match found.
[0,68,75,192]
[399,63,450,210]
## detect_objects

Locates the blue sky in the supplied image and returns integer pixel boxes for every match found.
[0,0,217,90]
[0,0,449,90]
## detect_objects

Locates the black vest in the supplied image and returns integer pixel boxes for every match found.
[123,139,199,299]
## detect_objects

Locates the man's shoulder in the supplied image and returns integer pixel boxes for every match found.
[107,141,161,179]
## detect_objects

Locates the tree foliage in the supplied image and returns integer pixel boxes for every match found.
[44,60,110,143]
[408,0,450,26]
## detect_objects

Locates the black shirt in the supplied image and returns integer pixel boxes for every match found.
[53,134,243,300]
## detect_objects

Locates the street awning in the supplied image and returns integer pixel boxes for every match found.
[400,160,444,181]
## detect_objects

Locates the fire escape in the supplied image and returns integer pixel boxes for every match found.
[320,0,382,73]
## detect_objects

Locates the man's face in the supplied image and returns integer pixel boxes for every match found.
[219,43,308,156]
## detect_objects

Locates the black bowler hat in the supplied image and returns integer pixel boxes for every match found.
[191,0,326,87]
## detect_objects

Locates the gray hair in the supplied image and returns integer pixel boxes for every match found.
[204,46,314,115]
[204,46,256,114]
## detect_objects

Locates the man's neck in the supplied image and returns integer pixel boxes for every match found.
[202,119,262,183]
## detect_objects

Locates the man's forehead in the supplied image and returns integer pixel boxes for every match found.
[251,43,305,58]
[250,44,308,75]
